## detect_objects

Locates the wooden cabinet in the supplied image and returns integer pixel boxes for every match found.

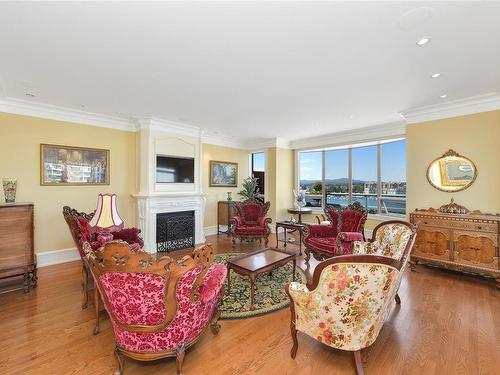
[217,201,235,235]
[410,200,499,288]
[0,203,36,293]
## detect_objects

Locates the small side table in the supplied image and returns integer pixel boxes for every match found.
[287,207,312,224]
[275,221,306,256]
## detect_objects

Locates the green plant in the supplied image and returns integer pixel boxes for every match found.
[238,176,259,201]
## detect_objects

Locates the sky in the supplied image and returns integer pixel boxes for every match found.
[299,139,406,182]
[252,152,265,171]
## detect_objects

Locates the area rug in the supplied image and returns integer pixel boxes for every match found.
[214,253,307,320]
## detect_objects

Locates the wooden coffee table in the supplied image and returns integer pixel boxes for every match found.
[226,248,296,310]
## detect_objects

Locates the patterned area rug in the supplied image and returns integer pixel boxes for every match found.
[214,253,307,320]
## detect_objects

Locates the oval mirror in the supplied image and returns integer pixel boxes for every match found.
[427,149,477,192]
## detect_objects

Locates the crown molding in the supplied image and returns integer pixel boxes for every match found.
[402,92,500,124]
[201,132,250,149]
[134,116,201,138]
[289,119,406,150]
[0,97,136,131]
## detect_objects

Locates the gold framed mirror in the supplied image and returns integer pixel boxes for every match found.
[427,149,477,192]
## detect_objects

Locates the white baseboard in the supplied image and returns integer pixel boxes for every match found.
[36,247,80,267]
[204,226,219,237]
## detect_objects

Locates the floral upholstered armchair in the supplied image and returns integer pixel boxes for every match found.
[303,202,367,263]
[87,241,227,375]
[286,220,416,375]
[230,201,272,247]
[62,206,144,309]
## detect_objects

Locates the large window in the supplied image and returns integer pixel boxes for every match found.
[251,152,265,196]
[297,139,406,216]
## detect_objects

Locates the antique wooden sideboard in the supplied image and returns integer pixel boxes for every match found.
[410,199,499,288]
[0,202,37,293]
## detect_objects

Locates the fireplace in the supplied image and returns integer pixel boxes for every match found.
[156,210,195,252]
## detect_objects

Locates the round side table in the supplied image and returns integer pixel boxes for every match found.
[287,207,313,223]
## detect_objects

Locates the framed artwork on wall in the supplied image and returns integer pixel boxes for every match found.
[209,160,238,187]
[40,144,110,186]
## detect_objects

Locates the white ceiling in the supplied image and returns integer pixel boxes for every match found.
[1,1,500,142]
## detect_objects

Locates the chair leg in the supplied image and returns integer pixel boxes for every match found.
[114,347,124,375]
[82,263,88,309]
[93,287,100,335]
[395,293,401,305]
[210,309,221,335]
[290,322,298,359]
[304,248,311,264]
[176,342,186,375]
[352,350,365,375]
[264,236,269,247]
[231,236,236,248]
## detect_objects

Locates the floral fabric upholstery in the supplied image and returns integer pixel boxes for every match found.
[288,262,399,351]
[101,264,227,352]
[352,223,412,261]
[231,201,272,240]
[77,216,143,251]
[340,210,366,233]
[305,206,367,258]
[234,203,266,224]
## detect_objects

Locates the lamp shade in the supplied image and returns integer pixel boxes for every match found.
[88,193,124,230]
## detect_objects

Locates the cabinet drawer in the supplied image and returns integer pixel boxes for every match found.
[413,216,497,233]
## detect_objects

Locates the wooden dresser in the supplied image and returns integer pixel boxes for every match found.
[410,199,499,288]
[0,203,37,293]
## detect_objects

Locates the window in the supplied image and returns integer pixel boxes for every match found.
[299,151,323,207]
[325,149,349,208]
[251,152,265,196]
[297,139,406,216]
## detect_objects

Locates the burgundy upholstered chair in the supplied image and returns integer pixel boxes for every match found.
[87,241,227,375]
[303,202,367,263]
[62,206,144,309]
[230,201,272,247]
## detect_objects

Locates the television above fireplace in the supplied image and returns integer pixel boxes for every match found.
[156,155,195,183]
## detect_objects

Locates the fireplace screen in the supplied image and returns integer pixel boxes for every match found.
[156,211,195,252]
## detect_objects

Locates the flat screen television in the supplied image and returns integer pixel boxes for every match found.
[156,155,195,183]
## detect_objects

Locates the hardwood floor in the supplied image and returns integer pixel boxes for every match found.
[0,234,498,375]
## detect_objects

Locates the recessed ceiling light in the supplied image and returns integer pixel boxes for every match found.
[25,92,36,98]
[431,73,441,78]
[440,94,447,99]
[349,115,354,119]
[416,37,431,46]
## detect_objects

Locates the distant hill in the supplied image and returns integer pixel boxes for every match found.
[300,178,366,185]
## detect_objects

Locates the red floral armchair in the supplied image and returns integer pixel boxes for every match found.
[62,206,144,309]
[303,202,367,263]
[87,241,226,375]
[230,201,272,247]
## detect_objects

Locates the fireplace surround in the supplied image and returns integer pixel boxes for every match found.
[133,117,206,253]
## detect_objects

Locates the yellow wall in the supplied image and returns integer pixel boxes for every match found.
[202,143,250,228]
[0,112,136,254]
[407,110,500,213]
[266,147,294,223]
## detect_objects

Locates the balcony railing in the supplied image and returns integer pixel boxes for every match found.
[305,192,406,215]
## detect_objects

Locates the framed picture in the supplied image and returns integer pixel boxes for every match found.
[40,144,110,186]
[209,160,238,187]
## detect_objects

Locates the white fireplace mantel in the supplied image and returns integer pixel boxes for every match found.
[132,117,206,253]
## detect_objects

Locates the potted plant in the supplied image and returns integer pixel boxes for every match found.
[238,176,260,202]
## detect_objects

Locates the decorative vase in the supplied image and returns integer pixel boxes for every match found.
[227,192,232,202]
[293,189,307,209]
[3,178,17,204]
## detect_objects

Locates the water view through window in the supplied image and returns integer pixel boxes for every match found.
[298,139,406,216]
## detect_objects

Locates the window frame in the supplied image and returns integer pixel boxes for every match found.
[295,138,406,218]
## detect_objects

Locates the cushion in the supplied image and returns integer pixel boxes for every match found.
[234,225,268,235]
[340,210,365,232]
[306,237,338,255]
